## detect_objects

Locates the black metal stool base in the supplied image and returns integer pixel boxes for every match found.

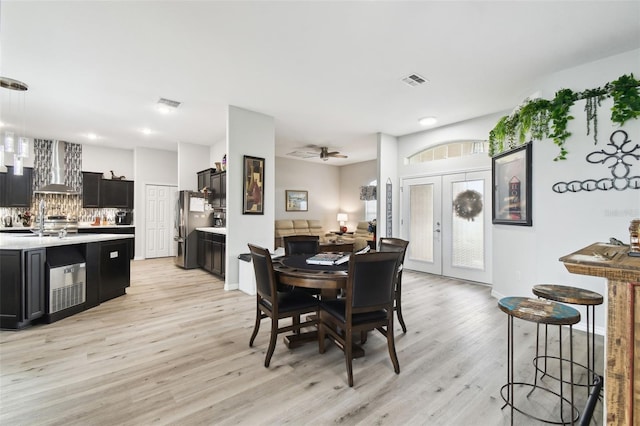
[533,355,598,389]
[500,382,580,425]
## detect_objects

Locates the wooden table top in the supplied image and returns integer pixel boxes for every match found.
[273,254,348,290]
[559,242,640,282]
[498,297,581,325]
[532,284,603,305]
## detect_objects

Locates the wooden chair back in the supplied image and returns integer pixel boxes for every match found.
[283,235,320,256]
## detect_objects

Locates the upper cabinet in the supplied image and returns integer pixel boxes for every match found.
[197,169,226,208]
[1,166,33,207]
[82,171,134,209]
[82,172,102,208]
[101,179,133,209]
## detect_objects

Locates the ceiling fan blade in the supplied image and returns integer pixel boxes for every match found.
[329,153,348,158]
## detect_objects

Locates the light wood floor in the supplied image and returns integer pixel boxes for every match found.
[1,258,603,425]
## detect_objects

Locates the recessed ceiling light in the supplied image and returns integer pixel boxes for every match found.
[419,116,438,126]
[87,133,97,140]
[141,128,152,135]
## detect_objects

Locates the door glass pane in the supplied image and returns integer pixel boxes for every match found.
[451,179,484,270]
[409,184,433,262]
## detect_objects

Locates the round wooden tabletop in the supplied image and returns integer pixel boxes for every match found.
[498,297,581,325]
[532,284,603,305]
[273,255,348,290]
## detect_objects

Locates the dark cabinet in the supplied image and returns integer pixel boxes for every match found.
[82,172,102,208]
[101,179,133,209]
[82,171,134,209]
[1,166,33,207]
[197,168,215,192]
[196,169,226,207]
[197,231,225,277]
[220,172,226,207]
[99,240,130,302]
[79,227,135,259]
[0,248,45,329]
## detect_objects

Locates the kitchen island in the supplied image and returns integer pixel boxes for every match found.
[0,233,134,330]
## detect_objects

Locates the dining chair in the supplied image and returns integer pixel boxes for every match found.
[283,235,320,256]
[248,243,319,367]
[318,251,403,387]
[378,237,410,333]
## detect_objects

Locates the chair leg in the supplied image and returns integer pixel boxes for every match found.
[264,316,279,368]
[249,305,261,347]
[318,321,326,354]
[293,314,300,334]
[386,319,400,374]
[396,278,407,333]
[360,330,368,344]
[345,327,354,387]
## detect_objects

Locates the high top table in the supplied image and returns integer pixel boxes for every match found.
[559,242,640,425]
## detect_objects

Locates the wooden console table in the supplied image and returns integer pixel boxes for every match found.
[559,242,640,425]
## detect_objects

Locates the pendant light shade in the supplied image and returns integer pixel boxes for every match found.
[4,131,15,153]
[13,154,23,175]
[0,145,5,167]
[17,137,29,158]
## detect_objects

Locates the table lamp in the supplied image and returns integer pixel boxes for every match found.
[337,213,348,233]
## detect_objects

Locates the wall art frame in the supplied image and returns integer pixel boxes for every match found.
[285,190,308,212]
[243,155,264,215]
[492,143,532,226]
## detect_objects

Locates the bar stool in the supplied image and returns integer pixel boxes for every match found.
[498,297,581,425]
[532,284,603,397]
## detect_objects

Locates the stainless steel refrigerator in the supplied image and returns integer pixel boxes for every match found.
[174,190,213,269]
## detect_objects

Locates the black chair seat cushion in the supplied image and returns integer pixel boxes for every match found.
[320,300,387,325]
[260,289,318,313]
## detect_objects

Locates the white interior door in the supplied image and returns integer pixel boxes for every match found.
[145,184,173,259]
[401,171,492,284]
[401,176,442,275]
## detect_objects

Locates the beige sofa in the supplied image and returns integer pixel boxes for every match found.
[274,219,373,251]
[274,219,328,249]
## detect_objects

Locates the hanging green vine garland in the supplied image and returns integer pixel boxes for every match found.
[489,73,640,160]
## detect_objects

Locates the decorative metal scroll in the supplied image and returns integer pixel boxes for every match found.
[552,130,640,193]
[386,178,392,237]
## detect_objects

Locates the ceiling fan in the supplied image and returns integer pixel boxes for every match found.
[287,145,348,161]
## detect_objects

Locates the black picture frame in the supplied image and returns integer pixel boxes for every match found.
[243,155,264,215]
[492,143,532,226]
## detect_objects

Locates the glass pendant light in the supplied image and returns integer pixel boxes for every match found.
[4,131,15,153]
[0,145,5,167]
[17,136,29,158]
[13,154,23,175]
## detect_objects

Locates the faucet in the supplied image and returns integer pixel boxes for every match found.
[37,199,46,236]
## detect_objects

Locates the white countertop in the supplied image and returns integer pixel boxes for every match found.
[196,227,226,235]
[0,233,134,250]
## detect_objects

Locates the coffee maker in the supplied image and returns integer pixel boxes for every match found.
[213,212,224,227]
[115,211,133,225]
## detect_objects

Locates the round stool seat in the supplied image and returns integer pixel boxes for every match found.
[499,297,580,325]
[532,284,603,306]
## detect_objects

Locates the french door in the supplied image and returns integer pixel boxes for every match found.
[401,170,492,284]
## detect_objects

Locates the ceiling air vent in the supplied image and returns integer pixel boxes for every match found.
[401,73,428,87]
[158,97,181,108]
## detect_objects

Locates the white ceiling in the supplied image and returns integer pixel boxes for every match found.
[1,1,639,165]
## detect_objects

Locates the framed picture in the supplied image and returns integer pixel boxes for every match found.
[492,143,532,226]
[243,155,264,215]
[285,190,308,212]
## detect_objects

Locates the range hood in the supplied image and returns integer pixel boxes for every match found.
[35,140,79,195]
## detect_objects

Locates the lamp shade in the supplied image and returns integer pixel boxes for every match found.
[337,213,348,223]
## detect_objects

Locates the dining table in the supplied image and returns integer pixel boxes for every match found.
[272,253,365,357]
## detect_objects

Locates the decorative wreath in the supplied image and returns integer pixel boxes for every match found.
[453,190,483,221]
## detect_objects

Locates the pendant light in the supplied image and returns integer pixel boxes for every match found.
[0,76,29,174]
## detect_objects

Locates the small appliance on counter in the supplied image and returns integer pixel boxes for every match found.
[116,211,133,225]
